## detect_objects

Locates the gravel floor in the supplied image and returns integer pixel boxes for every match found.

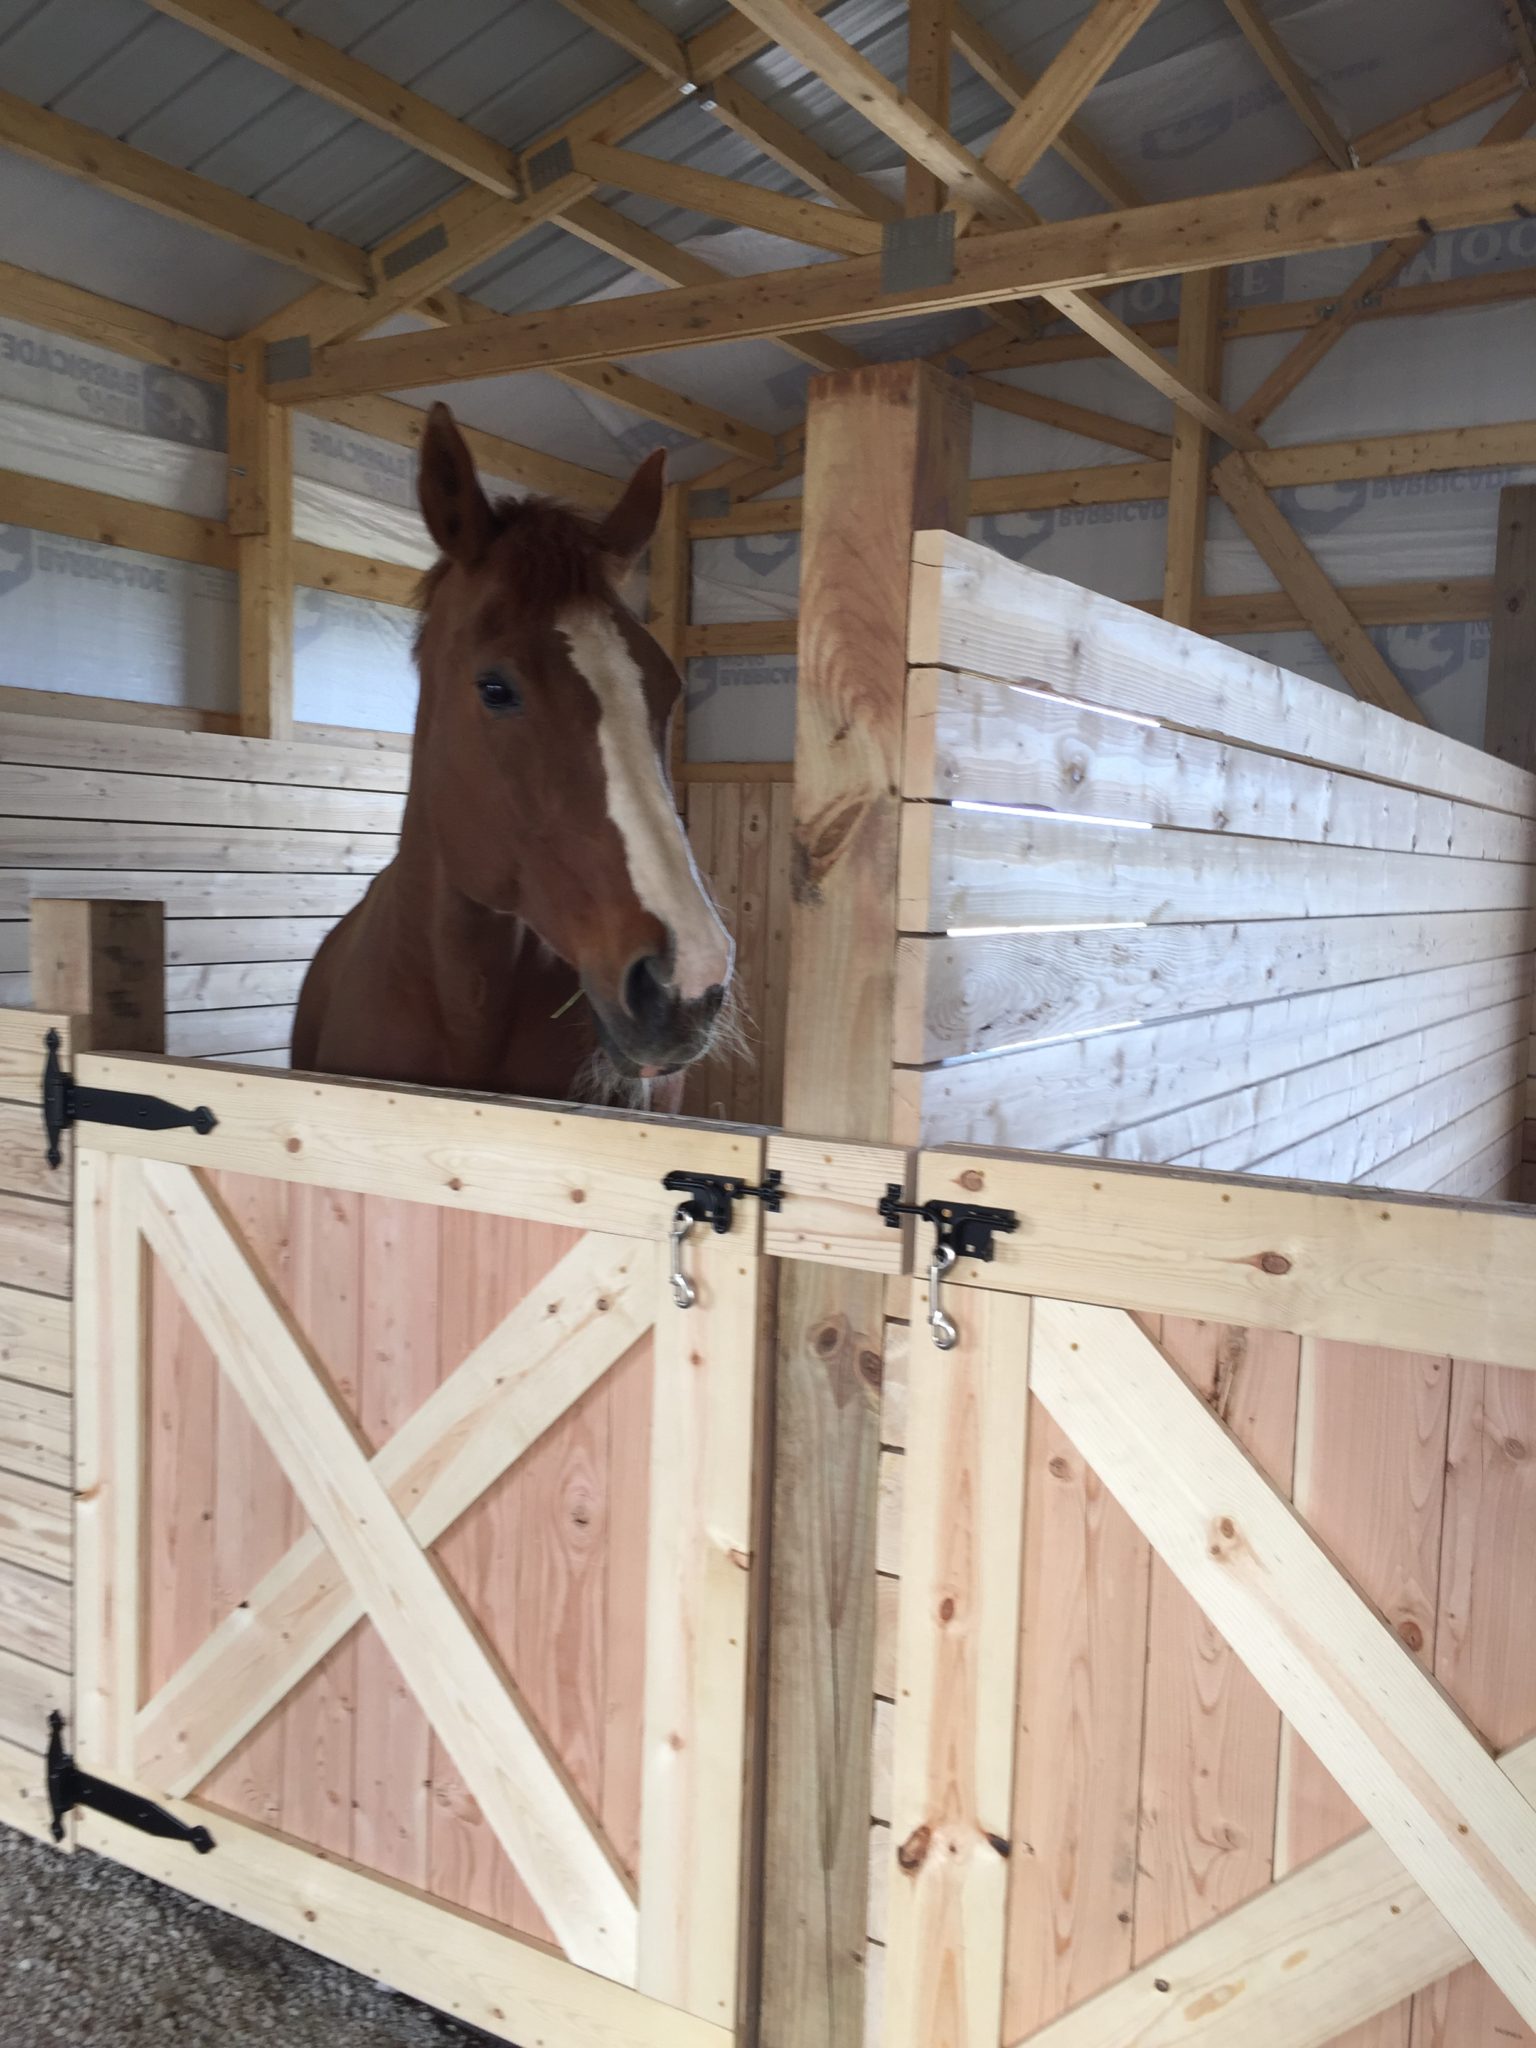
[0,1822,494,2046]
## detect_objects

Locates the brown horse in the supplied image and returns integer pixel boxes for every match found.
[292,404,733,1106]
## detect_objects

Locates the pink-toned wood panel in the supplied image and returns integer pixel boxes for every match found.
[1132,1319,1300,1963]
[1282,1340,1450,2048]
[140,1176,653,1953]
[1412,1360,1536,2047]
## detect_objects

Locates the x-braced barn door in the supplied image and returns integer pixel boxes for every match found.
[878,1145,1536,2048]
[69,1055,766,2048]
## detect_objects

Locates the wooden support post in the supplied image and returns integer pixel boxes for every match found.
[29,900,166,1055]
[904,0,951,216]
[1162,270,1222,628]
[1484,483,1536,1200]
[759,362,970,2048]
[228,350,294,740]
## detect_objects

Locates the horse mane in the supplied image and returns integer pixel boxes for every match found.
[416,492,612,649]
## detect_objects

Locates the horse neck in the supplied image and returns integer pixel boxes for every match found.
[377,782,588,1091]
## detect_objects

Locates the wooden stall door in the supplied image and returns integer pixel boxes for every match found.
[880,1148,1536,2048]
[69,1058,766,2048]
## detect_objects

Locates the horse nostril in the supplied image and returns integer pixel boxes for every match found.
[702,983,725,1018]
[622,953,672,1025]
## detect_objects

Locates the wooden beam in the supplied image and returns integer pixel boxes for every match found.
[722,0,1256,441]
[572,140,884,255]
[135,0,523,195]
[556,199,866,375]
[960,0,1162,223]
[0,87,371,294]
[0,467,233,568]
[1486,484,1536,772]
[905,0,953,217]
[759,362,970,2048]
[30,900,165,1055]
[0,259,227,379]
[1213,451,1422,721]
[1162,269,1222,627]
[949,4,1142,207]
[229,353,293,740]
[269,140,1536,401]
[557,0,689,77]
[1240,90,1536,428]
[649,482,690,780]
[1221,0,1354,169]
[1501,0,1536,79]
[704,76,903,221]
[968,378,1172,458]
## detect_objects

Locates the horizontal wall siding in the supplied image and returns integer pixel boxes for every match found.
[900,539,1536,1202]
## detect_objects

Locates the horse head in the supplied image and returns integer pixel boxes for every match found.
[412,404,733,1085]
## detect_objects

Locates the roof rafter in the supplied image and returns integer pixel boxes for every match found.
[571,139,885,253]
[0,86,371,294]
[263,139,1536,401]
[136,0,524,195]
[956,0,1163,229]
[949,5,1141,206]
[717,0,1262,444]
[1221,0,1354,169]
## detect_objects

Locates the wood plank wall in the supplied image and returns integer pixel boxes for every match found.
[0,1004,73,1841]
[0,711,407,1065]
[897,534,1536,1203]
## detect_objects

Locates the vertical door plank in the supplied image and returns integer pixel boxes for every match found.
[74,1153,144,1776]
[350,1193,441,1889]
[202,1170,299,1829]
[681,783,717,1119]
[883,1285,1031,2048]
[603,1330,655,1886]
[733,782,772,1127]
[639,1231,763,2025]
[1414,1360,1536,2046]
[143,1250,217,1701]
[276,1182,362,1860]
[1280,1340,1450,2048]
[761,778,795,1127]
[1133,1320,1300,1960]
[1004,1399,1151,2035]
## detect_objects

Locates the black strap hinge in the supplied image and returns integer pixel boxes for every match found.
[879,1186,1019,1262]
[662,1168,784,1234]
[42,1029,217,1169]
[47,1713,214,1853]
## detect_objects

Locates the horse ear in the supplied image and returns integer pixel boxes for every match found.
[598,448,667,572]
[418,403,495,567]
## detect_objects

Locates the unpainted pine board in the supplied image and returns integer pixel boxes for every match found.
[603,1331,654,1886]
[1134,1319,1300,1962]
[0,1639,67,1751]
[1370,1081,1526,1197]
[906,531,1536,819]
[0,1729,63,1845]
[349,1193,440,1891]
[0,1286,70,1394]
[0,710,410,795]
[731,783,772,1128]
[680,783,716,1120]
[0,1375,70,1488]
[903,807,1536,934]
[706,782,744,1121]
[1484,484,1536,775]
[144,1252,218,1703]
[1414,1358,1536,2046]
[0,871,370,921]
[200,1170,299,1833]
[898,907,1535,1065]
[0,820,395,874]
[0,762,403,836]
[902,672,1536,861]
[0,1099,71,1202]
[165,1005,297,1060]
[0,1009,75,1089]
[0,1193,71,1299]
[276,1182,362,1862]
[760,778,795,1129]
[0,1557,69,1671]
[883,1285,1030,2048]
[874,1574,899,1701]
[1279,1340,1451,2048]
[0,1467,69,1581]
[1005,1398,1151,2035]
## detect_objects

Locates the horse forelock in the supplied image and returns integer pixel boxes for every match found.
[415,492,615,651]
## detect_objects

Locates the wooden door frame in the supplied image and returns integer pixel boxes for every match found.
[71,1056,769,2048]
[884,1147,1536,2046]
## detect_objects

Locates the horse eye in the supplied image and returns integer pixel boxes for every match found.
[475,669,522,714]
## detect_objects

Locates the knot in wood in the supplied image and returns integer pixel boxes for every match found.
[858,1348,883,1389]
[897,1823,932,1873]
[1259,1251,1291,1275]
[1398,1619,1424,1652]
[958,1169,985,1193]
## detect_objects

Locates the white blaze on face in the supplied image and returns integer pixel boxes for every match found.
[559,604,733,1002]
